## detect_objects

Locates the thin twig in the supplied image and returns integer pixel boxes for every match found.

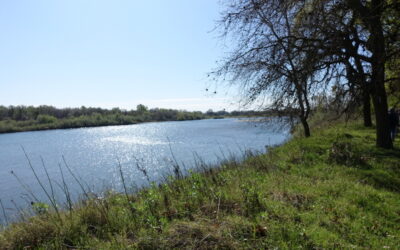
[57,163,72,211]
[40,156,56,205]
[10,170,40,203]
[0,199,9,225]
[21,146,60,219]
[117,159,130,203]
[216,196,221,220]
[62,156,89,199]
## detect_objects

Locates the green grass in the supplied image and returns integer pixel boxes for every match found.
[0,121,399,249]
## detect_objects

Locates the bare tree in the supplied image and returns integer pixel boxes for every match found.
[212,0,333,137]
[214,0,399,148]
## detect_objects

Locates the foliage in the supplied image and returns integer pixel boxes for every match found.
[36,115,57,124]
[0,105,273,133]
[31,202,50,215]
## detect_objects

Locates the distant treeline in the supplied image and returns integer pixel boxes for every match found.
[0,105,270,133]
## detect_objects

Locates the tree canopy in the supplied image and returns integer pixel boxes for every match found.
[214,0,400,148]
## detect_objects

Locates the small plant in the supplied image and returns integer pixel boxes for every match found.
[328,135,367,167]
[31,202,49,215]
[241,184,264,217]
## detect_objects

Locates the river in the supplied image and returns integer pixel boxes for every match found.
[0,118,289,222]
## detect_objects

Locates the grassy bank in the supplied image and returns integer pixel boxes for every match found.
[0,111,205,134]
[0,105,272,134]
[0,121,399,249]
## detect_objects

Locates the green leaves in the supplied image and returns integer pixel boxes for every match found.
[31,202,50,215]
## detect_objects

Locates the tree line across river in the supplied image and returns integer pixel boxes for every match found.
[0,105,270,133]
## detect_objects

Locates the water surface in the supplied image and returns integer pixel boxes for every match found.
[0,118,289,221]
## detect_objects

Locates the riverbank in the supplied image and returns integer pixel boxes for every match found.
[1,121,399,248]
[0,105,275,134]
[0,111,205,134]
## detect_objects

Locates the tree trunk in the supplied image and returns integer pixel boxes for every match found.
[362,87,372,127]
[301,118,311,137]
[294,79,311,138]
[352,47,372,127]
[347,0,392,147]
[369,3,392,148]
[371,86,392,148]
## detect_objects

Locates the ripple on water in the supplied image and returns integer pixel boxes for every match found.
[0,118,290,222]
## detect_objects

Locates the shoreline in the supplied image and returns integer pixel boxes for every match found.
[0,115,275,135]
[1,120,399,248]
[0,117,206,135]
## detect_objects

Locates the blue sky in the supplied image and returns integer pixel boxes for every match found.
[0,0,237,111]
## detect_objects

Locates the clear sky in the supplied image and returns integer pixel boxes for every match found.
[0,0,238,111]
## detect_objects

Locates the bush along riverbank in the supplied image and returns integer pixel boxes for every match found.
[0,121,399,249]
[0,105,206,134]
[0,105,273,134]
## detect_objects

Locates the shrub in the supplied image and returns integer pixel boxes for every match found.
[36,115,58,124]
[328,134,366,167]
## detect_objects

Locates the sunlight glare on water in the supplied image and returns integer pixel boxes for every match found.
[0,118,289,221]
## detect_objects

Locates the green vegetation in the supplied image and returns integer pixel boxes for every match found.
[0,105,205,133]
[1,120,399,249]
[0,105,272,134]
